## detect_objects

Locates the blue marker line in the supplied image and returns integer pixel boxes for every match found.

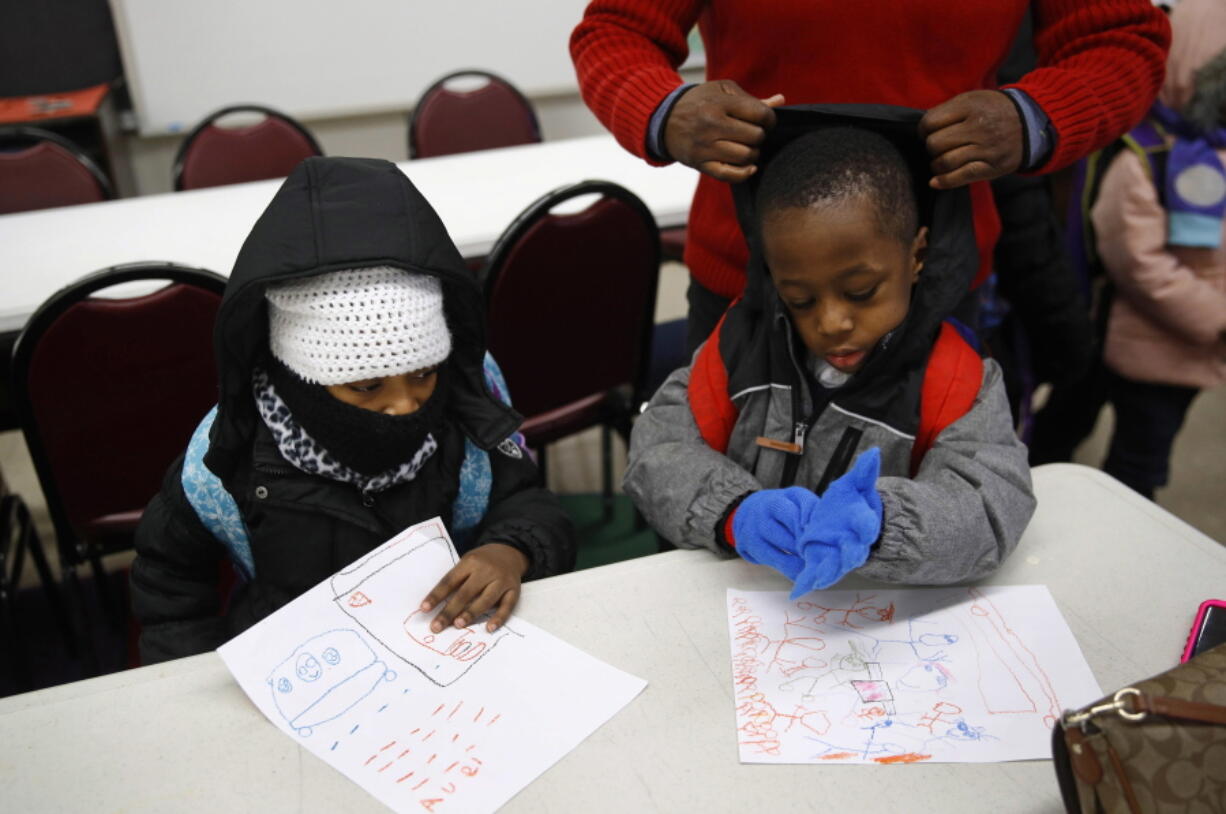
[331,742,338,751]
[350,724,360,735]
[378,704,388,712]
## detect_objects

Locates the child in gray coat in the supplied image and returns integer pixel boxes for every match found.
[625,110,1034,596]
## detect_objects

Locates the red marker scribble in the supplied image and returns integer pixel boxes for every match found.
[380,741,397,752]
[447,701,463,720]
[874,752,931,764]
[412,778,430,791]
[432,703,445,716]
[396,771,415,784]
[378,761,393,772]
[348,591,372,608]
[473,706,484,723]
[445,761,458,773]
[399,749,411,759]
[487,714,500,726]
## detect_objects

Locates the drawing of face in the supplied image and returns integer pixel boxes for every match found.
[268,629,392,735]
[296,653,323,682]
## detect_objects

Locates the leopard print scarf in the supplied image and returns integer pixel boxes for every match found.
[252,367,437,495]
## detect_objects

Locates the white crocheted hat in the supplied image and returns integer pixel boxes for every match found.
[266,267,452,385]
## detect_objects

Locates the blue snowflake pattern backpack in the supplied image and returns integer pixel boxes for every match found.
[181,352,524,580]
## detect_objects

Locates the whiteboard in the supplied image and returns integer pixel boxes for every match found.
[109,0,592,136]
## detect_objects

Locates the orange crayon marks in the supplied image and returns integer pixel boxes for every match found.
[819,752,857,761]
[855,706,887,721]
[396,771,415,784]
[874,752,931,764]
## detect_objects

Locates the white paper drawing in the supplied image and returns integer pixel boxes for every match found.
[726,586,1101,764]
[330,528,521,686]
[219,518,646,813]
[268,628,396,736]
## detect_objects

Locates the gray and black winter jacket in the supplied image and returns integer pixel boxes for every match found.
[625,106,1034,585]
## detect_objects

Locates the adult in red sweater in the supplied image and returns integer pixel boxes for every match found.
[570,0,1171,351]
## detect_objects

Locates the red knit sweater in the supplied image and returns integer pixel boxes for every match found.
[571,0,1170,299]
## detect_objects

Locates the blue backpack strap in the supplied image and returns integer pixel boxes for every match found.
[450,352,523,549]
[181,406,255,580]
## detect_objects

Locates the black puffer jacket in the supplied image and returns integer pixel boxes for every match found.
[131,158,575,664]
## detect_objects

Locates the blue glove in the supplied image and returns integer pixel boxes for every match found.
[731,486,821,582]
[790,447,884,599]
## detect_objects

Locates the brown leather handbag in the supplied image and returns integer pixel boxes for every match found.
[1052,642,1226,813]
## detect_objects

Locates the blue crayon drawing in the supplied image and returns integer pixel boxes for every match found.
[267,628,397,736]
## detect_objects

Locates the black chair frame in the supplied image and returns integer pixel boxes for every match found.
[0,124,115,200]
[11,262,227,663]
[1,487,73,691]
[408,69,542,160]
[481,180,660,519]
[171,104,324,192]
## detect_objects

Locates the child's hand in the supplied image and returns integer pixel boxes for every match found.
[664,80,785,182]
[420,543,529,634]
[919,90,1024,190]
[731,486,821,580]
[791,448,883,599]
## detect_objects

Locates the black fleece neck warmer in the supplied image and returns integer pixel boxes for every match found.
[267,357,451,476]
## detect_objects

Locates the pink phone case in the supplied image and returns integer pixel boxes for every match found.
[1182,599,1226,663]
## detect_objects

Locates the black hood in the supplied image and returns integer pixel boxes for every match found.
[204,157,520,481]
[724,104,979,421]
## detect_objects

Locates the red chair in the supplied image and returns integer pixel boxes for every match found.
[409,70,541,159]
[11,263,225,653]
[173,105,322,191]
[0,126,113,214]
[482,181,660,516]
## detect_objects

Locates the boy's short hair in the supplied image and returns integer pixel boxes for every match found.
[756,127,919,243]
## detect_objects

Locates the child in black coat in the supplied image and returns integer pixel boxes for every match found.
[132,157,575,663]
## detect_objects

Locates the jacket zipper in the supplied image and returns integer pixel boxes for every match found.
[777,312,856,490]
[780,323,813,487]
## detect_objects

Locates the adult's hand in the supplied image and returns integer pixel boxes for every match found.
[664,80,785,183]
[919,90,1025,190]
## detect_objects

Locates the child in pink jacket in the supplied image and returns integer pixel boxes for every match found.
[1092,0,1226,499]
